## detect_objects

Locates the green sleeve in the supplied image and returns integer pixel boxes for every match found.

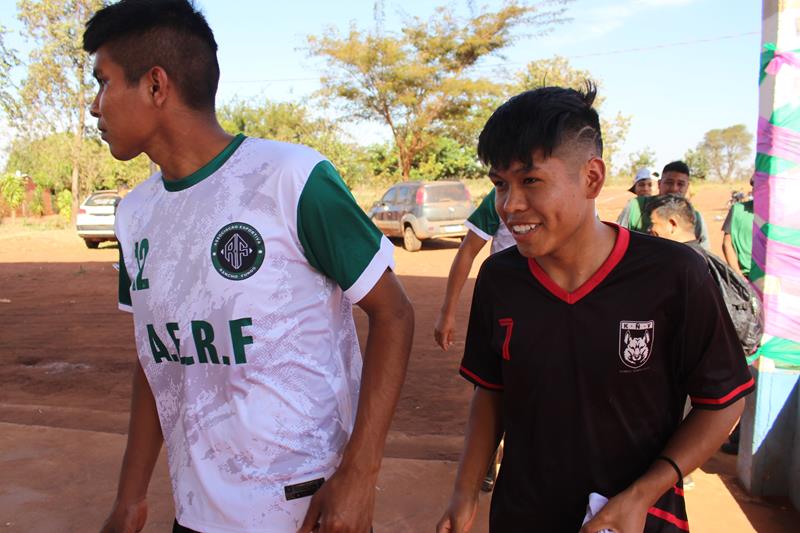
[467,188,501,237]
[119,247,132,308]
[297,160,384,292]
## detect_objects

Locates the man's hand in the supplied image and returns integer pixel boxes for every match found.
[434,310,456,351]
[436,491,478,533]
[99,499,148,533]
[297,465,375,533]
[579,486,649,533]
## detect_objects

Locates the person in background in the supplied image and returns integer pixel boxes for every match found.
[722,178,755,278]
[616,160,710,250]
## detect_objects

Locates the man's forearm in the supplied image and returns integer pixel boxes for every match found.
[628,399,744,507]
[722,235,743,276]
[116,362,164,503]
[441,233,486,317]
[452,388,503,496]
[341,271,414,474]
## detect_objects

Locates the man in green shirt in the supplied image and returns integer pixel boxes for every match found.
[722,183,755,278]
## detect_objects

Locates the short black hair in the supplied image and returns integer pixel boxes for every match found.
[83,0,219,111]
[645,194,696,230]
[477,83,603,170]
[662,160,690,176]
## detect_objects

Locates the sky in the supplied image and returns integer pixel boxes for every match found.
[0,0,762,175]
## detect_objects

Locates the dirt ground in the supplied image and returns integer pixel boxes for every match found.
[0,183,796,532]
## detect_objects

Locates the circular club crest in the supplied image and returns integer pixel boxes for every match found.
[211,222,265,280]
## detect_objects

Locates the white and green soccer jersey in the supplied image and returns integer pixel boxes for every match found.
[115,134,395,533]
[464,188,515,254]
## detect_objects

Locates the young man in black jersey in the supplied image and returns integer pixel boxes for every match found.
[436,85,754,533]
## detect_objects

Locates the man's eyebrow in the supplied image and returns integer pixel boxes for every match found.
[488,165,539,178]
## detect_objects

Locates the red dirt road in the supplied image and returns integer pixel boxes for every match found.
[0,184,796,531]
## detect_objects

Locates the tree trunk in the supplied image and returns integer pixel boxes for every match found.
[70,74,87,226]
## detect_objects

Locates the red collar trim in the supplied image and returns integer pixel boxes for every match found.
[527,223,630,305]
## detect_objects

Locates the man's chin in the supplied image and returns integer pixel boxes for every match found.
[108,144,143,162]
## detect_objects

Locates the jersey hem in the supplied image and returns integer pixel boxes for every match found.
[175,516,290,533]
[464,220,492,242]
[459,365,504,390]
[118,302,133,313]
[343,236,395,303]
[691,378,755,410]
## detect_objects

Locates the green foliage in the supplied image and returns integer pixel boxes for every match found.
[217,98,370,186]
[684,147,710,180]
[410,136,482,181]
[5,133,152,195]
[694,124,753,182]
[0,26,20,117]
[55,189,72,222]
[624,147,657,181]
[308,1,570,179]
[0,173,25,219]
[28,187,44,216]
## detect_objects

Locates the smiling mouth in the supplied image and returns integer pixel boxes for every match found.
[511,224,540,235]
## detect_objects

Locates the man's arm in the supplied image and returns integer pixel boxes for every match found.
[100,362,164,533]
[437,388,503,533]
[434,231,488,351]
[581,399,744,533]
[299,269,414,533]
[722,233,743,277]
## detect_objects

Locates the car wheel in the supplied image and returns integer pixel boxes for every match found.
[403,226,422,252]
[84,239,100,249]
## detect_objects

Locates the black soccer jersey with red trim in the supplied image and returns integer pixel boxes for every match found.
[460,224,754,533]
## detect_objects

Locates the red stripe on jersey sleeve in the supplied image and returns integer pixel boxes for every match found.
[691,378,755,407]
[459,366,504,390]
[647,507,690,531]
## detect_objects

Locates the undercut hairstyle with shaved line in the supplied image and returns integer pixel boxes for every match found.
[83,0,219,111]
[645,194,696,232]
[477,83,603,170]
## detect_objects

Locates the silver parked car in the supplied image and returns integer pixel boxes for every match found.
[368,181,472,251]
[76,191,120,248]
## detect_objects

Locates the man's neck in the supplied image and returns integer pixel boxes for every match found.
[145,113,235,180]
[535,215,618,293]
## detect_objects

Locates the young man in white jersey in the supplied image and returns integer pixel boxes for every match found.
[84,2,413,532]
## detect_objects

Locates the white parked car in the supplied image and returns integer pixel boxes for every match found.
[76,191,120,248]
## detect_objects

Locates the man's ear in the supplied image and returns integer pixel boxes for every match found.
[584,157,606,199]
[145,66,170,108]
[668,216,680,234]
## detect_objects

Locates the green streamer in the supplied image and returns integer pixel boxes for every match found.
[770,103,800,127]
[755,152,798,174]
[761,223,800,247]
[751,336,800,368]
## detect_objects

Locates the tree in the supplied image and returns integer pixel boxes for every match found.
[14,0,104,223]
[0,26,20,118]
[6,133,152,195]
[511,56,631,178]
[308,1,570,179]
[624,147,657,181]
[0,173,25,221]
[696,124,753,182]
[684,147,710,180]
[217,98,370,186]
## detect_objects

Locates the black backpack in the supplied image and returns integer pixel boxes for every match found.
[687,243,764,355]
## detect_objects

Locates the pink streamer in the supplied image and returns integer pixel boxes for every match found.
[765,49,800,76]
[757,117,800,163]
[752,172,800,227]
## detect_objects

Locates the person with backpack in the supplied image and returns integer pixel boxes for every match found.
[646,194,762,456]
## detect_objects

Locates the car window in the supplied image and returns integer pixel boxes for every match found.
[424,184,469,202]
[397,186,414,204]
[381,188,398,204]
[85,194,120,207]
